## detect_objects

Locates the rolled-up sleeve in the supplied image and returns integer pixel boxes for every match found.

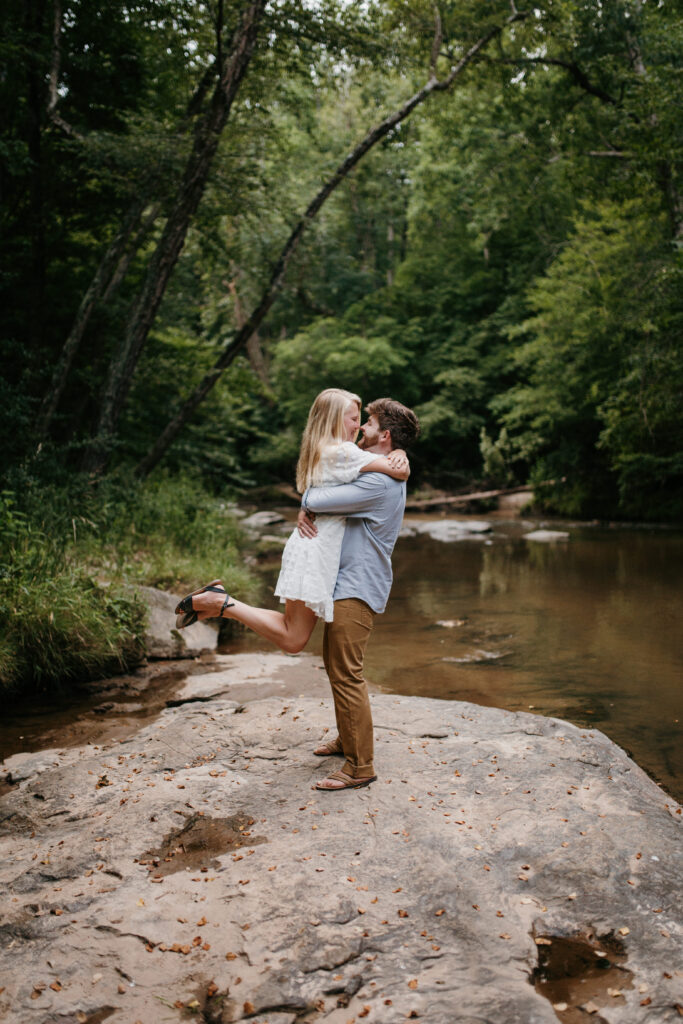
[303,474,389,518]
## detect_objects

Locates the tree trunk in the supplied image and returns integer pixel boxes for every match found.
[36,195,151,441]
[25,0,48,352]
[82,0,266,474]
[135,9,526,479]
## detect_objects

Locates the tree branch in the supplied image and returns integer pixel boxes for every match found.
[135,8,528,478]
[430,5,443,79]
[494,56,619,107]
[46,0,84,140]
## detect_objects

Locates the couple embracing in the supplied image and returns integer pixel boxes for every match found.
[177,389,420,791]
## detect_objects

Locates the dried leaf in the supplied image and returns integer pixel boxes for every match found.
[398,909,409,918]
[553,1003,568,1012]
[641,997,652,1006]
[408,979,418,990]
[243,1002,255,1014]
[196,916,207,926]
[207,982,218,997]
[226,952,237,960]
[535,937,552,946]
[49,981,62,992]
[435,909,445,916]
[582,1001,600,1015]
[499,933,511,940]
[618,926,630,935]
[607,988,623,998]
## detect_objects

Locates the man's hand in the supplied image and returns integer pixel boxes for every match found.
[297,508,318,538]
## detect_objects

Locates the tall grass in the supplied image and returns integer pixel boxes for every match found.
[0,474,259,695]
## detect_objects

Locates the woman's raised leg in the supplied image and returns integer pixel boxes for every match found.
[192,591,317,654]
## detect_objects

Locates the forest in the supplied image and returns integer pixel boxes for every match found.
[1,0,681,690]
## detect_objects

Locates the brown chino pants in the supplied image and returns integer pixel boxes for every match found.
[322,597,376,779]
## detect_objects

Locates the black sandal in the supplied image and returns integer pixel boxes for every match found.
[175,581,235,629]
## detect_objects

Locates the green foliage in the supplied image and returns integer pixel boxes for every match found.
[495,198,683,519]
[1,0,681,520]
[0,475,258,695]
[0,491,146,694]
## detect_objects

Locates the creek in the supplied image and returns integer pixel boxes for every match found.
[233,512,683,800]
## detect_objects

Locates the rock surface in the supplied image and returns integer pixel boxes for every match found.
[139,585,219,659]
[0,654,681,1024]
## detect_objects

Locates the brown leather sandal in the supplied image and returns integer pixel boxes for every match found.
[315,770,377,791]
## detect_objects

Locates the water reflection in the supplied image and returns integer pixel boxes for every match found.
[235,517,683,799]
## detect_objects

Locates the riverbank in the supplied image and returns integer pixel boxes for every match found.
[1,653,681,1024]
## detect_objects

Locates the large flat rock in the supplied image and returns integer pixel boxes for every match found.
[0,657,681,1023]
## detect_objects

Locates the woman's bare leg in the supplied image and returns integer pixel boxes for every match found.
[193,592,317,654]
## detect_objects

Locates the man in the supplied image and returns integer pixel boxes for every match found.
[298,398,420,791]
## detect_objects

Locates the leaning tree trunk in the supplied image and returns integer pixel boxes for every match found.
[82,0,266,475]
[135,9,526,479]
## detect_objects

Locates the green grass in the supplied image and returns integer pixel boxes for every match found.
[0,474,260,695]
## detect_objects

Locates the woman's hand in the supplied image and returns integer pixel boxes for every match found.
[387,449,410,477]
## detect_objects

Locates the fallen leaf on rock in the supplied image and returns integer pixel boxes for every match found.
[435,909,445,916]
[619,926,630,935]
[641,997,652,1006]
[137,899,145,906]
[408,979,418,990]
[359,1007,371,1018]
[173,1000,184,1009]
[196,916,207,926]
[76,1014,88,1023]
[553,1004,568,1012]
[639,984,649,993]
[49,981,62,991]
[535,938,552,946]
[567,892,577,900]
[608,988,623,998]
[582,1001,599,1014]
[499,933,511,940]
[398,909,409,918]
[243,1002,255,1014]
[226,952,237,960]
[384,999,393,1005]
[118,984,127,994]
[207,982,218,997]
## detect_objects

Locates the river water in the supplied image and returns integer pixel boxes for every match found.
[233,514,683,800]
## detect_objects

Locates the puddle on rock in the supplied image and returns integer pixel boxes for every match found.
[532,931,633,1023]
[139,813,267,876]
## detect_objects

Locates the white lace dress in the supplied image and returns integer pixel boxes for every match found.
[274,442,378,622]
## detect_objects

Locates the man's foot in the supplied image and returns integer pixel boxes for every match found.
[313,738,344,757]
[315,770,377,791]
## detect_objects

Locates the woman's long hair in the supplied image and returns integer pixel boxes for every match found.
[296,388,361,492]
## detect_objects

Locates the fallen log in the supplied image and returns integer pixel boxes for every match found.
[405,484,533,511]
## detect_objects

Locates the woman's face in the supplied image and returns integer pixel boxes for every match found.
[343,402,361,442]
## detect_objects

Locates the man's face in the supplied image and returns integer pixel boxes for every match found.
[357,413,383,450]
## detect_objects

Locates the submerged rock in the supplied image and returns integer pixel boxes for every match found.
[0,657,680,1023]
[411,519,492,543]
[524,530,570,543]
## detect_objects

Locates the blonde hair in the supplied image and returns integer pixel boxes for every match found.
[296,388,361,492]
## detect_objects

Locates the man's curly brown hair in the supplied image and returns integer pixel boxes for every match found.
[365,398,420,451]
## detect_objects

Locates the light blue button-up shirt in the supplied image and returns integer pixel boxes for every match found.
[302,473,406,614]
